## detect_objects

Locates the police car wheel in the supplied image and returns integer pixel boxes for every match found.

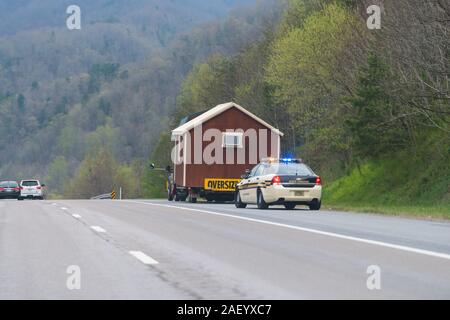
[309,199,321,211]
[235,191,247,209]
[257,190,269,210]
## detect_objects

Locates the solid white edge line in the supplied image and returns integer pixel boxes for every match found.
[90,226,106,233]
[129,251,159,265]
[124,200,450,261]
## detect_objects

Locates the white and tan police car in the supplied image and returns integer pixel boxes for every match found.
[235,158,322,210]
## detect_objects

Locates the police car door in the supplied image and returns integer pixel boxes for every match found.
[240,165,259,203]
[247,165,265,203]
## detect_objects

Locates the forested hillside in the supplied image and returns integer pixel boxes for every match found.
[148,0,450,216]
[1,0,448,215]
[0,0,281,196]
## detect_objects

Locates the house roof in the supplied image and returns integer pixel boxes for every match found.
[172,102,284,137]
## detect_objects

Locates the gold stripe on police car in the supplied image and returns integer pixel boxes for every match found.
[204,179,241,192]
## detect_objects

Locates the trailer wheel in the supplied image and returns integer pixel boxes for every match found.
[188,196,197,204]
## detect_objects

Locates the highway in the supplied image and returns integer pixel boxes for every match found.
[0,199,449,300]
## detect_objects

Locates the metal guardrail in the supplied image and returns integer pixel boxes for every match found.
[91,188,122,200]
[90,193,113,200]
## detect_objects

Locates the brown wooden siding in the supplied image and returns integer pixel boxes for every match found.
[175,106,279,188]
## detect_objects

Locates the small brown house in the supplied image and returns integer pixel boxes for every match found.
[170,102,283,202]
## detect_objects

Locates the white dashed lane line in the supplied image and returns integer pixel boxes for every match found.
[57,204,158,266]
[90,226,107,233]
[129,251,159,265]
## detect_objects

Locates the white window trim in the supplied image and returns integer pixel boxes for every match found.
[222,132,243,148]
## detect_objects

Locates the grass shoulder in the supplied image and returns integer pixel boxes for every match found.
[322,137,450,220]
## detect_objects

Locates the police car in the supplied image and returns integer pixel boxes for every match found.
[235,158,322,210]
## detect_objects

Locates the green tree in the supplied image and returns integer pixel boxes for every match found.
[266,3,366,165]
[173,54,235,125]
[46,156,70,196]
[142,133,172,199]
[85,121,120,156]
[17,94,25,112]
[115,164,140,199]
[345,53,408,158]
[66,149,118,199]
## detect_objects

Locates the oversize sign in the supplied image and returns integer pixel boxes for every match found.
[204,179,241,192]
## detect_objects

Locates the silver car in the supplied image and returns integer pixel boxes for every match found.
[18,180,46,200]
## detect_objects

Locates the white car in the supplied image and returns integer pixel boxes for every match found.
[235,159,322,210]
[18,180,46,200]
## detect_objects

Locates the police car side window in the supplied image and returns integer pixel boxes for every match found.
[260,164,273,175]
[255,165,265,177]
[250,165,260,177]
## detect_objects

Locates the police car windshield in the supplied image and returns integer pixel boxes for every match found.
[263,163,313,176]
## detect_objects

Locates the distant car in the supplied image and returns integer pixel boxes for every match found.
[18,180,46,200]
[0,181,21,199]
[235,158,322,210]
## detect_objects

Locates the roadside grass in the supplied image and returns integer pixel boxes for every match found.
[322,202,450,220]
[323,136,450,220]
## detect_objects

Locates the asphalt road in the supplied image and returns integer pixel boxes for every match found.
[0,199,449,299]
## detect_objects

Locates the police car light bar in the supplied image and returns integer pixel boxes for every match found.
[262,158,302,163]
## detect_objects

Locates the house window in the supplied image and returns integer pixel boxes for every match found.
[222,132,243,148]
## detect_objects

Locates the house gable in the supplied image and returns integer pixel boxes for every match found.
[172,102,284,137]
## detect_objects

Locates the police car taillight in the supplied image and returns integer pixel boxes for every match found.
[316,176,322,185]
[272,176,281,185]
